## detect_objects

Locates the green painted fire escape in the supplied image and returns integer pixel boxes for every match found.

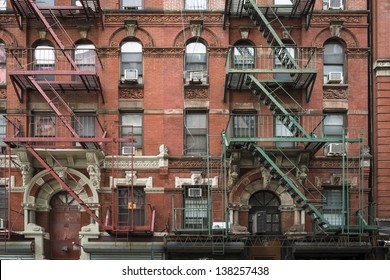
[222,0,376,234]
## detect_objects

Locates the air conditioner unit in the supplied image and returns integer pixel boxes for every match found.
[0,218,6,230]
[121,146,136,155]
[189,71,203,83]
[327,72,343,84]
[188,188,202,197]
[212,222,227,230]
[328,0,344,10]
[122,69,138,83]
[324,143,344,157]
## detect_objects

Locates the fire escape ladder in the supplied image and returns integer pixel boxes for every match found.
[243,0,298,70]
[23,144,106,228]
[245,75,310,138]
[246,143,331,231]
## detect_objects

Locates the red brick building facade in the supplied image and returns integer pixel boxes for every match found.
[0,0,388,259]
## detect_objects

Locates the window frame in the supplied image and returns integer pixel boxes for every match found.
[33,44,56,81]
[183,185,209,229]
[120,41,143,84]
[185,0,207,10]
[233,42,256,70]
[323,113,345,138]
[121,0,143,10]
[232,111,257,138]
[185,41,208,84]
[323,40,345,84]
[0,42,5,85]
[117,185,146,227]
[184,110,208,155]
[274,114,298,148]
[120,112,143,151]
[322,187,345,226]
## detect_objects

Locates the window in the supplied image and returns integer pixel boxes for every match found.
[117,186,145,226]
[0,42,6,85]
[121,0,143,10]
[249,191,280,234]
[34,45,56,81]
[185,42,207,84]
[184,111,207,155]
[183,185,208,229]
[32,114,55,137]
[36,0,55,6]
[120,41,142,83]
[0,185,8,230]
[121,113,143,153]
[274,45,295,81]
[232,112,257,137]
[185,0,207,10]
[233,42,255,69]
[75,44,96,72]
[323,0,344,10]
[73,113,95,147]
[0,0,6,11]
[323,188,343,225]
[323,114,344,137]
[275,116,295,148]
[323,40,345,84]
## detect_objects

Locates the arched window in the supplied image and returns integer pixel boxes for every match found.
[185,41,207,84]
[120,41,143,84]
[249,191,281,235]
[233,41,255,69]
[0,41,6,85]
[323,40,345,84]
[33,42,55,81]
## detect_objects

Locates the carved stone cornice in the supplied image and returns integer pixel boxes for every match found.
[0,15,17,25]
[209,47,229,58]
[184,88,208,99]
[169,158,221,169]
[374,59,390,77]
[323,87,348,99]
[97,47,120,58]
[104,156,160,170]
[346,48,369,58]
[0,88,6,99]
[311,14,363,25]
[104,14,223,25]
[143,47,184,58]
[309,159,360,169]
[119,88,144,99]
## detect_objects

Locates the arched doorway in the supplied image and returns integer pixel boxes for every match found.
[49,191,81,260]
[249,191,281,235]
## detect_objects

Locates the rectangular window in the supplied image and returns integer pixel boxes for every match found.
[0,185,8,230]
[73,113,96,148]
[185,0,207,10]
[184,111,207,155]
[323,188,343,225]
[122,0,143,10]
[183,186,208,230]
[233,46,255,69]
[121,113,143,154]
[275,116,295,148]
[0,43,6,85]
[323,114,344,137]
[0,114,6,146]
[117,186,145,226]
[32,114,55,137]
[232,113,257,138]
[36,0,55,6]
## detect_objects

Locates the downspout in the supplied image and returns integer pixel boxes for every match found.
[367,0,374,225]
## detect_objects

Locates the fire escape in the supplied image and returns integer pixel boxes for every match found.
[2,0,155,236]
[222,0,376,234]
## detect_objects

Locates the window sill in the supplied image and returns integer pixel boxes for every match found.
[184,83,209,89]
[118,82,144,89]
[322,83,348,89]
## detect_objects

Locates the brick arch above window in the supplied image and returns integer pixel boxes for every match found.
[0,27,19,47]
[312,26,359,49]
[109,26,154,48]
[173,26,220,47]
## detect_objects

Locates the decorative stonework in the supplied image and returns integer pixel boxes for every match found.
[309,159,360,169]
[323,87,348,99]
[109,27,154,48]
[175,174,219,188]
[143,47,184,58]
[169,159,221,169]
[0,88,6,99]
[209,47,229,58]
[374,59,390,77]
[104,14,223,25]
[0,16,18,26]
[184,88,208,99]
[119,88,144,99]
[109,171,153,188]
[346,48,369,58]
[311,15,362,24]
[105,158,160,169]
[312,27,359,48]
[97,47,119,58]
[174,27,219,47]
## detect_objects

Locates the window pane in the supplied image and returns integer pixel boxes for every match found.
[233,114,257,137]
[185,112,207,154]
[0,115,6,143]
[324,115,344,136]
[75,45,96,66]
[122,0,143,9]
[35,46,55,65]
[121,114,142,148]
[33,115,55,137]
[36,0,55,6]
[185,0,207,10]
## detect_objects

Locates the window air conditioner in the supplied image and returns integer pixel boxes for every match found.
[212,222,227,230]
[327,72,343,84]
[189,71,203,83]
[122,69,138,83]
[324,143,344,157]
[188,188,202,197]
[121,146,136,155]
[328,0,343,10]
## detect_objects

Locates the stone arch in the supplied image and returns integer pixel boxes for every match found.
[0,27,18,47]
[229,169,294,208]
[173,26,220,47]
[23,167,99,212]
[312,27,359,48]
[108,26,154,47]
